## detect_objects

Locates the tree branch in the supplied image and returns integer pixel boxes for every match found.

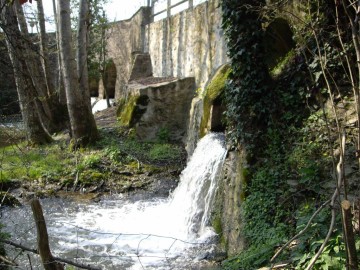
[270,199,331,263]
[0,239,101,270]
[305,132,346,270]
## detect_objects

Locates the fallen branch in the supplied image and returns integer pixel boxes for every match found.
[0,239,101,270]
[0,254,18,266]
[31,199,64,270]
[0,189,10,207]
[0,239,38,254]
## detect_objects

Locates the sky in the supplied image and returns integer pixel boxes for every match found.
[23,0,150,32]
[22,0,207,33]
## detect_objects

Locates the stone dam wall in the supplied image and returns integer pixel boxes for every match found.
[104,0,228,100]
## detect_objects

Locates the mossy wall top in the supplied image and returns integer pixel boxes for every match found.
[200,64,230,137]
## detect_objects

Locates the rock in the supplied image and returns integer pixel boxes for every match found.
[119,77,195,142]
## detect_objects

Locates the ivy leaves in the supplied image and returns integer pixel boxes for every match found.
[222,0,274,153]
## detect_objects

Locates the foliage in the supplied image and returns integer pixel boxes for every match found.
[220,0,358,269]
[221,0,275,154]
[70,0,109,81]
[148,144,180,162]
[223,241,278,270]
[0,127,185,189]
[292,202,347,269]
[87,0,109,81]
[156,127,170,143]
[118,135,185,165]
[0,141,72,183]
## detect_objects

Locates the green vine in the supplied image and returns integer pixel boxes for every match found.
[220,0,358,269]
[222,0,275,155]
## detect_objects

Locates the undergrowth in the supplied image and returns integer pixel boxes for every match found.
[221,0,359,268]
[0,128,185,187]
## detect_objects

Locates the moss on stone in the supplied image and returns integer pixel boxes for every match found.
[117,94,149,127]
[240,167,250,201]
[212,214,227,248]
[212,215,222,234]
[200,64,231,138]
[117,95,140,127]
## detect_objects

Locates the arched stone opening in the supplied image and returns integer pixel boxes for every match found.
[103,60,117,99]
[199,64,230,137]
[264,18,296,70]
[210,96,226,132]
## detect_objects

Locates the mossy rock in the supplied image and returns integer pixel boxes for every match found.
[200,64,231,138]
[117,94,149,127]
[117,95,138,127]
[80,170,107,185]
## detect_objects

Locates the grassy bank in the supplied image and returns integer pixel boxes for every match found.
[0,127,186,196]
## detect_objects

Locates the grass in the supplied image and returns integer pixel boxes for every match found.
[0,127,186,186]
[0,126,25,147]
[0,141,74,183]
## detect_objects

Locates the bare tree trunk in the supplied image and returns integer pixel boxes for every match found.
[77,0,91,110]
[31,199,64,270]
[13,1,66,134]
[342,200,359,270]
[99,15,110,108]
[36,0,56,97]
[52,0,67,106]
[1,0,52,145]
[58,0,98,147]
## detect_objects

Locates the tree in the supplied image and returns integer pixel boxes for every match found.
[87,0,110,107]
[13,0,67,133]
[0,0,52,144]
[58,0,98,147]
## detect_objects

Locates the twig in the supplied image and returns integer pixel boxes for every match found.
[270,199,331,263]
[27,253,33,270]
[0,254,18,266]
[0,239,101,270]
[0,188,10,207]
[305,132,346,270]
[0,239,38,254]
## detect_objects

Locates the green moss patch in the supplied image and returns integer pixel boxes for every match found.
[200,65,231,137]
[116,94,149,127]
[0,127,186,195]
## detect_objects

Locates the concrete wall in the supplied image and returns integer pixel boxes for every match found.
[145,0,228,90]
[106,0,227,99]
[106,7,151,100]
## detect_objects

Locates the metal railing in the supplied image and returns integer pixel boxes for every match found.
[152,0,193,18]
[149,0,206,21]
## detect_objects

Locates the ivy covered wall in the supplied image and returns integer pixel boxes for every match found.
[219,0,360,269]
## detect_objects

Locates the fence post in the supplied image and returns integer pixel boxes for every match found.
[167,0,171,18]
[31,199,64,270]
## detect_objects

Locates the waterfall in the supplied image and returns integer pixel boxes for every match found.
[169,132,227,239]
[1,133,227,269]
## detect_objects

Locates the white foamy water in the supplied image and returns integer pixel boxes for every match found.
[1,133,226,269]
[91,98,115,113]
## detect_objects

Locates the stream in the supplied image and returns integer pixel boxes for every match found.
[1,133,227,270]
